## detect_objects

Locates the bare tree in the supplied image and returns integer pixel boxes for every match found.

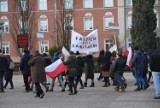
[9,0,37,55]
[55,0,76,49]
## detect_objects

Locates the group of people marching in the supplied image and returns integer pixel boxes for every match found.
[0,46,160,99]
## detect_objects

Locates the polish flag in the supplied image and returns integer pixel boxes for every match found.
[45,59,67,78]
[62,46,70,61]
[124,47,132,67]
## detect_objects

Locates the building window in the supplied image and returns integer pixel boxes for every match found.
[0,16,9,33]
[39,0,47,10]
[39,15,48,32]
[84,13,93,31]
[64,14,73,30]
[104,12,114,30]
[104,0,113,7]
[105,40,113,50]
[128,39,132,47]
[65,0,73,9]
[127,11,132,29]
[154,9,159,28]
[2,42,10,55]
[20,0,27,11]
[39,40,49,54]
[127,0,132,6]
[155,0,158,4]
[19,17,28,34]
[84,0,93,8]
[0,0,8,12]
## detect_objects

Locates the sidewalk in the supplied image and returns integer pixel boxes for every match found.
[0,73,159,108]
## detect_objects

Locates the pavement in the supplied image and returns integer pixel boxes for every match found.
[0,73,160,108]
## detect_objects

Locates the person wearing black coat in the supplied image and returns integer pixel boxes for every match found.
[149,50,160,99]
[0,49,8,93]
[101,51,111,87]
[114,51,126,92]
[75,53,84,89]
[20,49,31,92]
[4,55,14,89]
[84,52,94,87]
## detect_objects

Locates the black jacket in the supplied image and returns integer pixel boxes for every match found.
[0,56,8,72]
[114,57,126,75]
[20,54,31,75]
[149,53,160,72]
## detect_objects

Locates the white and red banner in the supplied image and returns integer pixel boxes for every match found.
[70,29,99,54]
[45,59,67,78]
[124,47,132,67]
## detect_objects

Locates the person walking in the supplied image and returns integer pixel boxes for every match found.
[101,51,111,87]
[113,51,126,92]
[28,50,46,98]
[20,49,31,92]
[84,51,94,87]
[49,52,65,92]
[0,49,8,93]
[4,55,15,89]
[132,47,147,91]
[75,51,84,89]
[149,50,160,99]
[64,52,78,95]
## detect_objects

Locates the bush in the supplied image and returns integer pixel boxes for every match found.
[49,46,62,58]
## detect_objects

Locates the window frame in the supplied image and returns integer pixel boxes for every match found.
[64,14,74,31]
[0,16,9,33]
[104,0,113,7]
[38,0,47,11]
[38,15,48,32]
[0,0,8,12]
[2,41,10,55]
[83,0,93,9]
[126,0,132,6]
[39,40,49,54]
[65,0,73,9]
[104,39,113,51]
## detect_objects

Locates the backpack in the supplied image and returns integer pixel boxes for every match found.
[9,62,15,69]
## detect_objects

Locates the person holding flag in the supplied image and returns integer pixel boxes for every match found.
[49,52,65,92]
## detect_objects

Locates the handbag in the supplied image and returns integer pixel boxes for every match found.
[9,62,15,69]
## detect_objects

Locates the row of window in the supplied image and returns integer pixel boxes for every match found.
[1,40,49,55]
[0,0,114,12]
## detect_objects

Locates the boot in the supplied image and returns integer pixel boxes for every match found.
[114,87,119,92]
[119,87,125,92]
[84,83,87,87]
[90,82,94,87]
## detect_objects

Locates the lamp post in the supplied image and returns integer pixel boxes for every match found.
[0,22,4,49]
[54,0,58,48]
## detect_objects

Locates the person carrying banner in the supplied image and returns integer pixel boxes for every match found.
[49,52,65,92]
[84,51,95,87]
[64,51,78,95]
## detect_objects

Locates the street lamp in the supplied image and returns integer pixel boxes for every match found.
[0,22,4,49]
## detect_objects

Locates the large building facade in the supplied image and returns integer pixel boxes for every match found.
[0,0,118,62]
[118,0,160,50]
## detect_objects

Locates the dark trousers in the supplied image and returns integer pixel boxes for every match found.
[4,79,14,88]
[76,76,84,87]
[35,83,44,96]
[68,77,77,94]
[23,74,30,91]
[115,73,126,89]
[0,71,4,92]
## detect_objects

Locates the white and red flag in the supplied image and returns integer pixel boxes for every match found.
[45,59,67,78]
[124,47,132,67]
[62,46,70,61]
